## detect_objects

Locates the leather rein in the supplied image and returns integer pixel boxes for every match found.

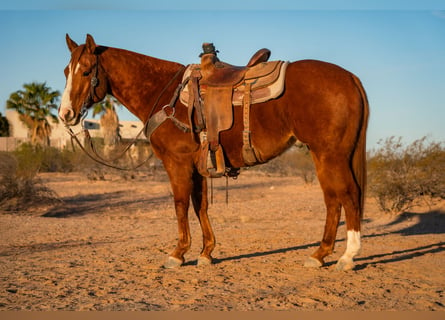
[65,58,190,171]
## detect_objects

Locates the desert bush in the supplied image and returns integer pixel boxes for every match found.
[40,146,75,172]
[367,136,445,214]
[252,144,316,183]
[0,149,60,212]
[11,143,75,173]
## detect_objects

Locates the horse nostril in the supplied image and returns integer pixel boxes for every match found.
[59,107,75,123]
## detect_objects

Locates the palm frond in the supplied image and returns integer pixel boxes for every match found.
[6,82,61,146]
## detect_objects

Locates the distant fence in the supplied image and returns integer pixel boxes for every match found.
[0,137,24,151]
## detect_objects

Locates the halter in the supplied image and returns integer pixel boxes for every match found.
[79,54,101,124]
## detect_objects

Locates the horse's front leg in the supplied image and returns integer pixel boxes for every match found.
[163,164,194,269]
[191,170,215,266]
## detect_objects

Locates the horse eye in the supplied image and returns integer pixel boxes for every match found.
[83,71,91,77]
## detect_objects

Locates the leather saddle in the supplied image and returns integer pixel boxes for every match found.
[181,43,288,178]
[199,44,271,86]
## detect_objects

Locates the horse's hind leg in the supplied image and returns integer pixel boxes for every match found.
[191,171,216,266]
[305,153,361,271]
[335,184,362,271]
[303,156,342,268]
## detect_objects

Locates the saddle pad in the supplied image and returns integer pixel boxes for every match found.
[179,61,289,107]
[233,61,288,106]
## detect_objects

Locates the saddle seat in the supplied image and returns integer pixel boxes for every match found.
[200,46,271,87]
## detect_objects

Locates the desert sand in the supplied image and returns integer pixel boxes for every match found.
[0,170,444,310]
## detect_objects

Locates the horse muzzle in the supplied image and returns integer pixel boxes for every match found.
[58,105,80,126]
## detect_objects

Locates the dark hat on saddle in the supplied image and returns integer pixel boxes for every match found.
[200,43,219,57]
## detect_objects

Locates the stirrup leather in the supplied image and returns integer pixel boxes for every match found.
[197,132,226,178]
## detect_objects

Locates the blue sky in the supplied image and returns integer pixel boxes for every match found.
[1,1,444,148]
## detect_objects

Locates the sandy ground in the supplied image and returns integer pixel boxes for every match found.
[0,171,444,311]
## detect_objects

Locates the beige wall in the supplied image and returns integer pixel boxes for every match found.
[2,110,145,150]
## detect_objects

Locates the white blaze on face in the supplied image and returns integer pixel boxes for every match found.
[59,63,80,121]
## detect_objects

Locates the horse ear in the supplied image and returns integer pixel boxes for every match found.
[66,34,78,52]
[85,34,97,54]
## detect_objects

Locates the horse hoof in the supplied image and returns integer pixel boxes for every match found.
[163,256,183,269]
[335,258,355,271]
[304,257,323,268]
[197,256,212,267]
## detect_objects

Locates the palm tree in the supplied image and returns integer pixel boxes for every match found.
[92,95,121,156]
[6,82,60,146]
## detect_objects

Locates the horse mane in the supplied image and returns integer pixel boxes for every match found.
[94,45,108,55]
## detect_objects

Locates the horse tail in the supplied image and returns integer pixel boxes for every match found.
[351,74,369,219]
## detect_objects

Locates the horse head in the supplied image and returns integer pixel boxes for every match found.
[59,34,109,126]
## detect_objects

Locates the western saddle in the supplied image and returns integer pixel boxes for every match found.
[181,43,288,178]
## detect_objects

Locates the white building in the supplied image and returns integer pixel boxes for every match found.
[1,110,145,151]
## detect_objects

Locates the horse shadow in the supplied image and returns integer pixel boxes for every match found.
[42,191,171,218]
[197,209,445,269]
[385,209,445,236]
[351,209,445,270]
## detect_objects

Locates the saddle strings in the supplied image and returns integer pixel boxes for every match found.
[209,176,230,206]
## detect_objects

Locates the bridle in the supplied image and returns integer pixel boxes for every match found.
[78,54,101,122]
[65,52,189,171]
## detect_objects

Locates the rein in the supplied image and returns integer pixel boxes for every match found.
[67,125,152,171]
[66,65,189,171]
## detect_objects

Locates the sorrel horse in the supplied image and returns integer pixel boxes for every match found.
[59,34,369,271]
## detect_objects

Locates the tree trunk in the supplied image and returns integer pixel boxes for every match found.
[100,107,121,157]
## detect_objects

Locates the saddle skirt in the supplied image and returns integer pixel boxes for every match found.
[179,60,289,107]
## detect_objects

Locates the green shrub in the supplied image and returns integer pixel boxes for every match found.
[12,143,75,173]
[13,143,42,178]
[40,146,75,172]
[367,136,445,213]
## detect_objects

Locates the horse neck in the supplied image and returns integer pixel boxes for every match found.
[101,47,184,122]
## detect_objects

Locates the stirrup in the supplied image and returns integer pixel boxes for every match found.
[197,140,226,178]
[207,144,226,178]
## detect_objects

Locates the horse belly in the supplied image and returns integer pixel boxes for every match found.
[220,101,297,168]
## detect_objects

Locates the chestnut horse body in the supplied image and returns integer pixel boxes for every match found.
[59,35,369,271]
